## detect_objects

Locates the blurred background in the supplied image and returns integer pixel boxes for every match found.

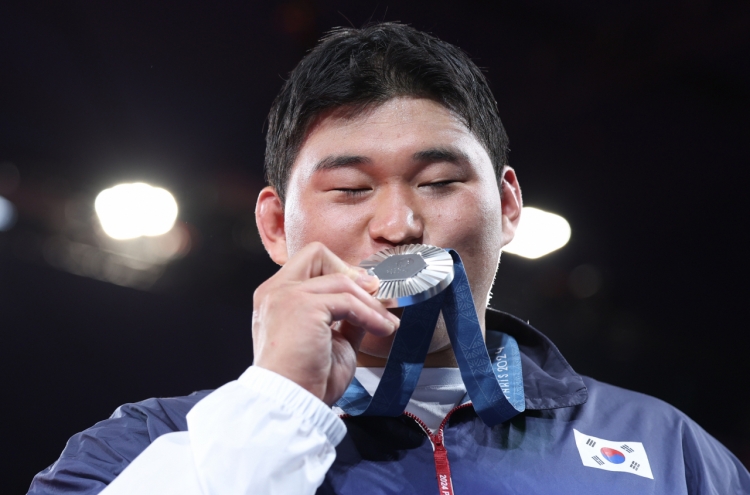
[2,1,749,491]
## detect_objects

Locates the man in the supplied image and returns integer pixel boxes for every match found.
[28,22,750,495]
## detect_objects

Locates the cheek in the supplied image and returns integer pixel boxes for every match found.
[284,213,309,256]
[284,197,369,260]
[470,191,503,266]
[434,190,501,251]
[474,182,503,237]
[283,193,311,256]
[439,188,502,296]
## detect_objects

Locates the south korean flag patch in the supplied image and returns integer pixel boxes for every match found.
[573,429,654,479]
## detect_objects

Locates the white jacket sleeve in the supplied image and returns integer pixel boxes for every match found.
[101,366,347,495]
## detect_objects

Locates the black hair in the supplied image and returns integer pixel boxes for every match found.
[265,22,509,204]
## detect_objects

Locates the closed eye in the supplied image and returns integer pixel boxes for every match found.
[335,188,371,197]
[422,180,458,189]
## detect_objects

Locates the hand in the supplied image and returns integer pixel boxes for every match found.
[252,242,400,405]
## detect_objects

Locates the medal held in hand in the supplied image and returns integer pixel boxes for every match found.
[359,244,454,308]
[336,244,526,427]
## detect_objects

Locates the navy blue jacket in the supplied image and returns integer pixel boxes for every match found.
[28,310,750,494]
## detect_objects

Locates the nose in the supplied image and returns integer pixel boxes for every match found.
[368,185,423,246]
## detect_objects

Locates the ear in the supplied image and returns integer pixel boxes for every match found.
[500,167,523,247]
[255,186,289,265]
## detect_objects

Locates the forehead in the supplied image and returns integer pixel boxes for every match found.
[290,97,492,182]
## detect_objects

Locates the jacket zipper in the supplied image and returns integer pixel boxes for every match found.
[339,402,474,495]
[403,402,473,495]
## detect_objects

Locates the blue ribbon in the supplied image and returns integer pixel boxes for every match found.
[335,249,525,427]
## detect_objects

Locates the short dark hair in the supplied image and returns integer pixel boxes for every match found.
[265,22,509,204]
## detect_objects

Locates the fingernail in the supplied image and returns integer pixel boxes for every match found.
[356,270,378,287]
[383,317,397,332]
[385,312,400,328]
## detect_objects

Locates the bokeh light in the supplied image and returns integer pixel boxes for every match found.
[0,195,17,231]
[503,207,571,259]
[95,183,178,240]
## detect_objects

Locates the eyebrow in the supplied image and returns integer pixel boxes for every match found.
[312,147,470,173]
[412,147,470,165]
[313,155,372,172]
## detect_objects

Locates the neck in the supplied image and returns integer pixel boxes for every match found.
[357,345,459,367]
[356,305,487,368]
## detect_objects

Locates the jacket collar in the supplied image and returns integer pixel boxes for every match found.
[485,308,588,410]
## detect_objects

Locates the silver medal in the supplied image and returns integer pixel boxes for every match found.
[359,244,454,308]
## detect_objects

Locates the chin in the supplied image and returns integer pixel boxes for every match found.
[359,330,450,359]
[358,333,395,359]
[427,338,453,354]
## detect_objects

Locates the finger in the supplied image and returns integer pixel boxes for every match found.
[334,320,367,355]
[282,242,379,292]
[316,293,398,338]
[297,271,381,299]
[297,274,400,326]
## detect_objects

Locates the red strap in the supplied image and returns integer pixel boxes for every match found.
[433,442,454,495]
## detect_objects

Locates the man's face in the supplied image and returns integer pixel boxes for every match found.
[270,97,518,358]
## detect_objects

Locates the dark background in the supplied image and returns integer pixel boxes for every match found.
[2,1,749,492]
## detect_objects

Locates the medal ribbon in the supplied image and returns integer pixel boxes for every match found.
[335,249,525,427]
